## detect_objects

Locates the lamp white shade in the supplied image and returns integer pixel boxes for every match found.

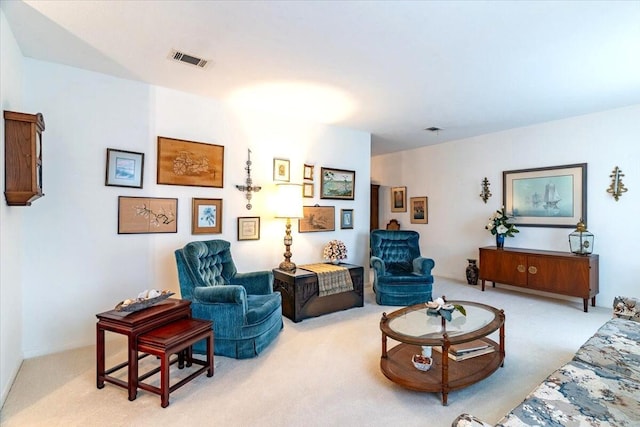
[274,183,303,219]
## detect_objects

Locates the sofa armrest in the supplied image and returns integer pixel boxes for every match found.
[194,285,247,307]
[414,257,435,275]
[451,413,494,427]
[370,256,386,275]
[230,270,273,295]
[613,296,640,321]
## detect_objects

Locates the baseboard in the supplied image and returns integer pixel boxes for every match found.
[0,358,23,411]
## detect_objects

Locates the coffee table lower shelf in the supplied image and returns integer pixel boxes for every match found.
[380,339,503,405]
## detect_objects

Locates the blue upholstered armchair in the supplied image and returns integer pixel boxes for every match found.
[370,230,435,306]
[174,240,283,359]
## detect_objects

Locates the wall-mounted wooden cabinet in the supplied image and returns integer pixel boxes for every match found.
[479,246,599,312]
[4,110,45,206]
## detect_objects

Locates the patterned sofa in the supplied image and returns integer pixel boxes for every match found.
[452,296,640,427]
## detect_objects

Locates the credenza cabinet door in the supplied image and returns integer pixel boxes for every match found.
[527,256,591,297]
[479,249,527,286]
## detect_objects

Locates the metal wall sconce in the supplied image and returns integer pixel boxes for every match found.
[235,149,262,210]
[480,177,492,203]
[606,166,628,201]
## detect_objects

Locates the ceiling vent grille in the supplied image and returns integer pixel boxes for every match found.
[168,49,209,69]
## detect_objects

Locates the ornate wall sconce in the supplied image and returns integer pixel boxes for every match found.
[480,177,492,203]
[606,166,628,201]
[235,149,262,210]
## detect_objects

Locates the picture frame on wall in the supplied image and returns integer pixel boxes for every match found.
[340,209,354,229]
[118,196,177,234]
[299,205,335,232]
[237,217,260,241]
[391,186,407,212]
[303,182,314,198]
[192,198,222,234]
[320,167,355,200]
[105,148,144,188]
[503,163,587,228]
[410,197,428,224]
[303,164,314,181]
[273,158,290,182]
[157,136,224,188]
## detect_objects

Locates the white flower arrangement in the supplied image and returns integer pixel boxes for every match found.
[323,240,347,262]
[485,207,519,237]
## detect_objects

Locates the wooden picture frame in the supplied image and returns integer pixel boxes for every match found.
[391,186,407,212]
[320,167,355,200]
[340,209,354,229]
[503,163,587,228]
[410,197,428,224]
[192,198,222,234]
[303,182,314,198]
[237,217,260,241]
[106,148,144,188]
[118,196,177,234]
[273,158,290,182]
[299,205,335,232]
[157,136,224,187]
[303,164,314,181]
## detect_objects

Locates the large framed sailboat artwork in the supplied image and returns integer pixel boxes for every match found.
[503,163,587,228]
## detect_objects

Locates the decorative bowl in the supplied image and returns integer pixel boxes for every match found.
[411,354,433,371]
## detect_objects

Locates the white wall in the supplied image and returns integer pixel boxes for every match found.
[0,9,25,407]
[372,105,640,308]
[10,59,370,359]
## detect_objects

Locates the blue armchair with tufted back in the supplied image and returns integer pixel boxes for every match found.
[175,240,283,359]
[370,230,435,306]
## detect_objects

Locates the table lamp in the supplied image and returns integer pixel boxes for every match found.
[275,183,303,272]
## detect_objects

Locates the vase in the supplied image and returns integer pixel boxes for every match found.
[331,259,340,265]
[496,234,505,249]
[466,259,479,286]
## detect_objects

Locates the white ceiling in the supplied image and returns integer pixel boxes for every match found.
[3,0,640,156]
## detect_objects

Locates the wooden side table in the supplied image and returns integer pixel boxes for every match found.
[273,263,364,322]
[96,299,191,400]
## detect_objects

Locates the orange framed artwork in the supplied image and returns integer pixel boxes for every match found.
[157,136,224,187]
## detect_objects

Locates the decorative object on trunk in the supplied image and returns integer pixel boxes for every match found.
[235,149,262,210]
[323,239,347,264]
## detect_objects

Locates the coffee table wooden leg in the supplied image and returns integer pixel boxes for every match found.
[207,334,214,377]
[128,336,138,401]
[161,352,170,408]
[96,324,105,389]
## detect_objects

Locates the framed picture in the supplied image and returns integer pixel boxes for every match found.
[299,205,335,232]
[340,209,354,229]
[157,136,224,187]
[391,186,407,212]
[410,197,428,224]
[273,158,290,182]
[105,148,144,188]
[320,167,355,200]
[503,163,587,228]
[237,217,260,241]
[303,164,314,181]
[303,182,314,198]
[192,198,222,234]
[118,196,177,234]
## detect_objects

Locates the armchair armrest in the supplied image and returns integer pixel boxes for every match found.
[230,270,273,295]
[414,257,435,275]
[194,285,247,306]
[370,256,386,275]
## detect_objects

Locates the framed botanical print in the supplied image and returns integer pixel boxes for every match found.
[118,196,177,234]
[410,197,428,224]
[157,136,224,187]
[391,186,407,212]
[192,198,222,234]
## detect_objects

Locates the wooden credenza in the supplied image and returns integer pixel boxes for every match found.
[479,247,599,312]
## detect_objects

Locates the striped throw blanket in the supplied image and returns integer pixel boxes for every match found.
[299,263,354,297]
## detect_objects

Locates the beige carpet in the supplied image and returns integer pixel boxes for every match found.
[0,277,611,427]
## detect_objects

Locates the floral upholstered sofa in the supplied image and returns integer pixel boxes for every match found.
[452,296,640,427]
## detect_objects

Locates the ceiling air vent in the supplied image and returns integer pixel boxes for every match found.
[168,49,210,69]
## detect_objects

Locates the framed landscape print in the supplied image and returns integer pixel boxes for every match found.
[340,209,354,229]
[157,136,224,187]
[192,198,222,234]
[237,217,260,241]
[303,182,314,198]
[118,196,177,234]
[299,205,335,232]
[320,167,355,200]
[410,197,428,224]
[503,163,587,228]
[273,158,290,182]
[391,186,407,212]
[105,148,144,188]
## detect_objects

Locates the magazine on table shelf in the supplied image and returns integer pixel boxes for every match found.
[432,339,495,361]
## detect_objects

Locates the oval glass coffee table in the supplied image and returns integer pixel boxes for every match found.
[379,300,505,405]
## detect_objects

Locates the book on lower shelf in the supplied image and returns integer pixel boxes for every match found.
[433,340,496,361]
